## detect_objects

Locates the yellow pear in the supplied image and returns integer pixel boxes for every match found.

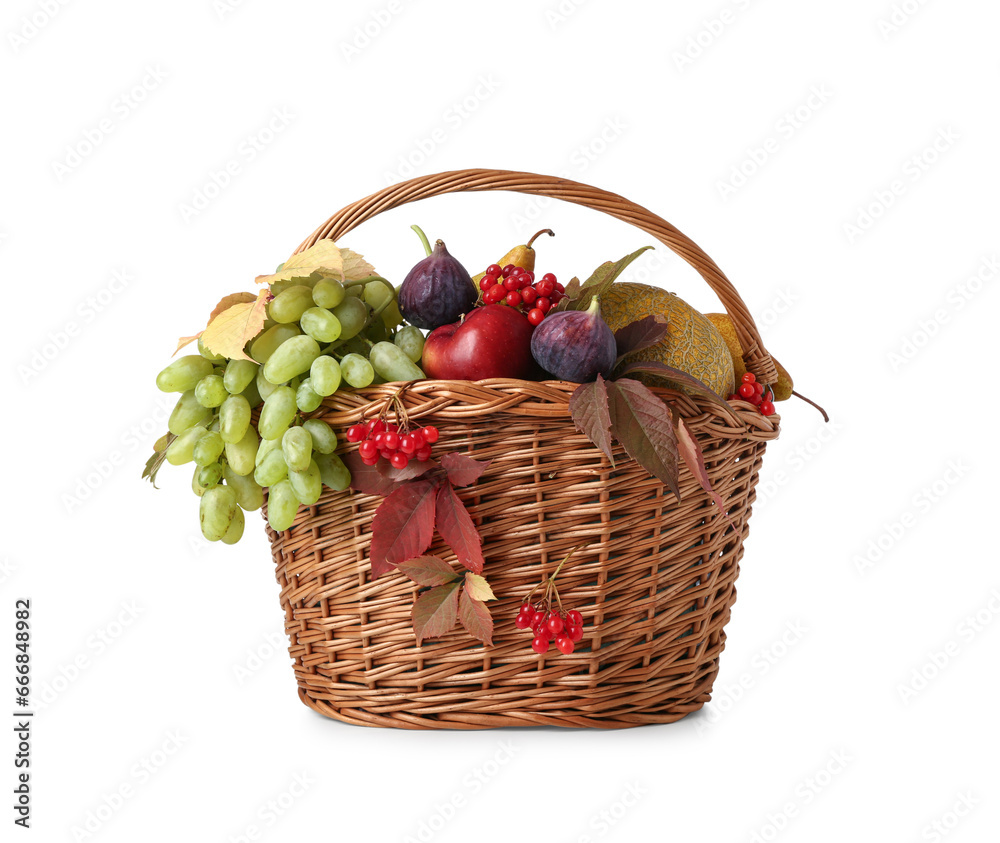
[472,229,554,284]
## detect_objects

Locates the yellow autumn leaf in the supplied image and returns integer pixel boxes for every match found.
[464,572,496,602]
[174,292,256,355]
[254,241,376,287]
[174,332,203,355]
[200,290,270,362]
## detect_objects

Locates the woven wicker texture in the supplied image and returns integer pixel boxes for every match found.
[266,171,781,728]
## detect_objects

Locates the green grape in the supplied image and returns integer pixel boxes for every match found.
[198,337,226,364]
[200,485,237,541]
[381,296,403,329]
[363,280,393,310]
[250,323,300,365]
[225,426,259,476]
[192,466,211,497]
[258,386,296,440]
[366,318,389,344]
[331,298,368,341]
[220,394,251,443]
[156,355,214,393]
[240,374,262,409]
[289,460,322,506]
[315,453,351,491]
[312,278,346,308]
[394,326,425,363]
[263,336,321,385]
[303,419,336,454]
[169,390,212,435]
[296,379,323,412]
[224,359,258,394]
[194,374,227,408]
[310,356,342,397]
[337,337,369,357]
[212,365,227,377]
[224,465,264,511]
[165,423,207,465]
[198,462,224,489]
[282,426,312,473]
[221,506,245,544]
[193,429,225,467]
[267,479,299,532]
[369,342,424,383]
[300,307,342,343]
[340,353,374,388]
[269,285,314,324]
[256,367,281,401]
[255,435,282,467]
[254,449,288,487]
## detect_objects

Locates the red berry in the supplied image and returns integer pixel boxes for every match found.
[358,440,377,459]
[502,264,515,276]
[384,431,400,450]
[503,277,518,291]
[742,372,756,384]
[390,452,409,469]
[346,424,365,442]
[567,624,584,642]
[553,281,565,294]
[486,286,506,304]
[727,394,741,401]
[520,602,535,616]
[760,401,776,416]
[414,446,432,462]
[555,635,574,655]
[531,636,550,654]
[409,431,426,450]
[541,273,556,284]
[749,392,763,406]
[527,308,545,326]
[420,426,439,444]
[550,291,564,304]
[373,432,386,448]
[361,455,379,466]
[523,271,535,284]
[753,382,765,396]
[480,277,496,291]
[486,264,502,276]
[566,610,583,627]
[505,291,522,307]
[547,613,564,635]
[399,435,416,454]
[371,420,387,434]
[738,383,755,399]
[535,297,551,314]
[515,612,532,629]
[536,279,554,297]
[521,287,538,305]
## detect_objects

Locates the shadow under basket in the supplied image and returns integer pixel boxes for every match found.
[262,169,781,729]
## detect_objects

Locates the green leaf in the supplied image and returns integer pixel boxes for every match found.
[568,375,614,465]
[464,572,495,602]
[606,378,680,499]
[458,590,494,645]
[615,361,736,417]
[412,581,461,645]
[672,409,737,531]
[563,247,653,312]
[613,315,669,366]
[141,432,175,488]
[397,556,460,587]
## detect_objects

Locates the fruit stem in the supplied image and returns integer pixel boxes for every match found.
[411,225,432,257]
[586,296,601,317]
[526,229,555,249]
[792,389,830,422]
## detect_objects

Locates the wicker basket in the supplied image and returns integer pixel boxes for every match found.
[264,169,780,729]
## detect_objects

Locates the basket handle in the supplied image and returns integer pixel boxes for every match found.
[295,168,778,384]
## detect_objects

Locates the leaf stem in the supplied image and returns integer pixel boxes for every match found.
[411,225,433,257]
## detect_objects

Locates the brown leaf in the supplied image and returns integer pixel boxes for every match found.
[439,452,491,487]
[565,247,653,312]
[141,432,176,488]
[200,290,270,362]
[615,361,735,416]
[458,590,494,645]
[554,276,581,312]
[673,410,736,529]
[613,315,669,365]
[412,582,460,645]
[343,451,437,496]
[606,378,681,499]
[369,480,437,578]
[397,556,460,587]
[435,484,484,574]
[464,572,495,602]
[568,375,614,465]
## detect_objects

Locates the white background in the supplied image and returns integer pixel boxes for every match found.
[3,0,998,840]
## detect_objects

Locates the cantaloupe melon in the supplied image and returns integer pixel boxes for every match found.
[704,312,793,401]
[600,283,734,397]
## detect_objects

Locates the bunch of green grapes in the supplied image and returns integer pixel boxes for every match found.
[155,274,428,543]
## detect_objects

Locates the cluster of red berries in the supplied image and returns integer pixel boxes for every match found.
[479,264,567,326]
[728,372,776,416]
[516,604,585,655]
[346,418,440,468]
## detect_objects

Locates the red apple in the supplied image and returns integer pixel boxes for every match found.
[421,304,536,380]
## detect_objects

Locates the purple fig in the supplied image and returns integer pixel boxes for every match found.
[530,297,617,383]
[398,227,478,330]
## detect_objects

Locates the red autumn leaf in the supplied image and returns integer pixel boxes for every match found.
[440,452,491,488]
[606,378,681,499]
[343,451,437,497]
[412,581,460,645]
[435,483,484,574]
[615,362,735,416]
[458,590,494,645]
[568,374,615,465]
[613,315,669,366]
[672,410,737,530]
[397,556,460,587]
[369,480,436,578]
